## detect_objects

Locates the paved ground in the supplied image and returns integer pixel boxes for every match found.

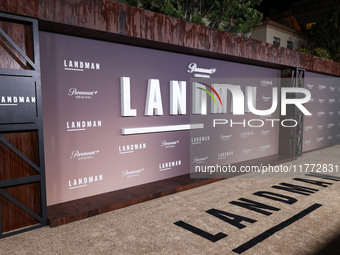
[1,145,340,255]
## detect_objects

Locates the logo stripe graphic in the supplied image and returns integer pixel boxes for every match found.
[197,83,223,106]
[197,87,217,105]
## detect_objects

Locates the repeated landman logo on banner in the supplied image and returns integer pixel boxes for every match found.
[40,32,340,206]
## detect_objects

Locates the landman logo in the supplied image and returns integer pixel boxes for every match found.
[317,137,324,143]
[259,144,271,152]
[119,143,146,154]
[218,151,234,160]
[191,136,210,145]
[159,160,182,171]
[64,59,100,72]
[305,126,313,131]
[318,85,326,90]
[261,80,272,87]
[70,149,100,160]
[68,174,103,189]
[119,78,312,134]
[240,131,254,139]
[66,120,102,132]
[0,95,35,106]
[68,88,98,99]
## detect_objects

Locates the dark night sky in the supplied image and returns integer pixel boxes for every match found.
[257,0,338,30]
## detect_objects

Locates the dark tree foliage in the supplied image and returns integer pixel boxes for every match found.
[311,4,340,61]
[124,0,263,35]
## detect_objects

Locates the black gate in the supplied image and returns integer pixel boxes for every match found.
[0,13,47,238]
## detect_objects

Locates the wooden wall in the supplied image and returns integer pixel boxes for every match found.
[1,0,340,75]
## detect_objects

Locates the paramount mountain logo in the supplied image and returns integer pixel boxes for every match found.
[122,168,144,178]
[187,63,216,78]
[68,88,98,99]
[161,140,180,149]
[70,149,100,160]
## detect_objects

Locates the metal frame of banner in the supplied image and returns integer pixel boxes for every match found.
[279,68,305,158]
[290,68,305,157]
[0,12,47,238]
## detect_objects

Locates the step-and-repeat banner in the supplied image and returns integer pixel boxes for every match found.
[303,72,340,152]
[40,32,338,205]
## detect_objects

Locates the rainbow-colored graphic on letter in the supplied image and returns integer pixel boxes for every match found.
[197,83,222,106]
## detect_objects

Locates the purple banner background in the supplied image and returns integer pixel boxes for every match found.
[40,32,281,205]
[303,72,340,152]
